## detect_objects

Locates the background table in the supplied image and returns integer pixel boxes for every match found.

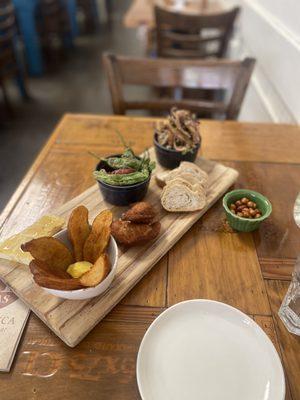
[124,0,224,29]
[0,114,300,400]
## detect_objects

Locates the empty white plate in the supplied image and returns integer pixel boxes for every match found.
[137,300,285,400]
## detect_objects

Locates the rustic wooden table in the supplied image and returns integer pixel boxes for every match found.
[0,114,300,400]
[124,0,223,29]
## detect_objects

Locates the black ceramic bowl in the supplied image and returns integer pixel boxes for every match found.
[154,133,200,169]
[95,156,151,206]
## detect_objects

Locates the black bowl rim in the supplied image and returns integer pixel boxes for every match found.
[153,133,200,154]
[95,157,151,189]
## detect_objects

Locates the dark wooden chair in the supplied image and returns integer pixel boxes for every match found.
[155,6,240,59]
[77,0,99,33]
[103,53,255,120]
[36,0,71,65]
[0,0,28,113]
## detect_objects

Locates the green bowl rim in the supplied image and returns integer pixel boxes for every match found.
[223,189,272,222]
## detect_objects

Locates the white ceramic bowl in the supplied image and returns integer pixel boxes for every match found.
[40,229,118,300]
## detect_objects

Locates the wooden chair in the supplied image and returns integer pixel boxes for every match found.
[77,0,99,33]
[103,53,255,120]
[155,6,240,59]
[36,0,71,65]
[0,0,28,113]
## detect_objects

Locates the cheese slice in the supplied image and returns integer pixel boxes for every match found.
[0,215,65,265]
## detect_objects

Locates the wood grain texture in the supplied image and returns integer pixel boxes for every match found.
[155,5,239,59]
[168,229,270,315]
[260,258,295,281]
[0,114,299,397]
[53,115,300,164]
[121,254,168,307]
[103,53,254,119]
[0,313,144,400]
[266,280,300,400]
[197,160,300,260]
[0,152,238,346]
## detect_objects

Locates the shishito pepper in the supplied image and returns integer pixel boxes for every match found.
[92,136,155,186]
[94,168,151,186]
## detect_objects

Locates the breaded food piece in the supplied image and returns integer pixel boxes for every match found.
[111,220,161,246]
[80,253,110,287]
[83,210,112,263]
[67,205,90,261]
[122,202,156,224]
[21,237,73,271]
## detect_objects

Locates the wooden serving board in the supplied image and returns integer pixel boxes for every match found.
[0,149,238,347]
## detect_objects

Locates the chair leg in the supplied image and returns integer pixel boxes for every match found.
[1,82,14,116]
[15,73,30,101]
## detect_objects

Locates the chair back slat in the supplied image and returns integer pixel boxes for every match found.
[103,53,255,119]
[155,6,240,58]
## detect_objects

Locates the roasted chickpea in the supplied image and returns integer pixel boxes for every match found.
[237,212,243,217]
[255,213,261,218]
[247,201,255,208]
[230,204,236,210]
[235,200,242,207]
[231,209,236,214]
[241,197,249,204]
[249,209,257,217]
[242,211,250,218]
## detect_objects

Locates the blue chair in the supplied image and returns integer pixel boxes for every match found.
[12,0,78,76]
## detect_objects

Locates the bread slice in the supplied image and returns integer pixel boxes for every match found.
[156,162,208,189]
[167,177,205,197]
[178,162,208,188]
[166,172,207,191]
[161,182,206,212]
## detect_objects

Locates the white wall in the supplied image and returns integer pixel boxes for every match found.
[223,0,300,124]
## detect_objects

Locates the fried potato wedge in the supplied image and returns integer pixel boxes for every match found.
[21,237,73,271]
[67,205,90,261]
[32,272,83,291]
[79,253,110,287]
[111,221,161,246]
[29,259,70,279]
[121,202,156,224]
[83,210,112,263]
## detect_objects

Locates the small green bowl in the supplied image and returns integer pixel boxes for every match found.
[223,189,272,232]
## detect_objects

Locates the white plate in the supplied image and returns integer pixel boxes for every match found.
[137,300,285,400]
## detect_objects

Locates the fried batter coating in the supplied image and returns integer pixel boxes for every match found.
[111,220,160,246]
[121,202,156,224]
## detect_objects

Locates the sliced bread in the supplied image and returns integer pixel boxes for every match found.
[161,182,206,212]
[166,177,206,197]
